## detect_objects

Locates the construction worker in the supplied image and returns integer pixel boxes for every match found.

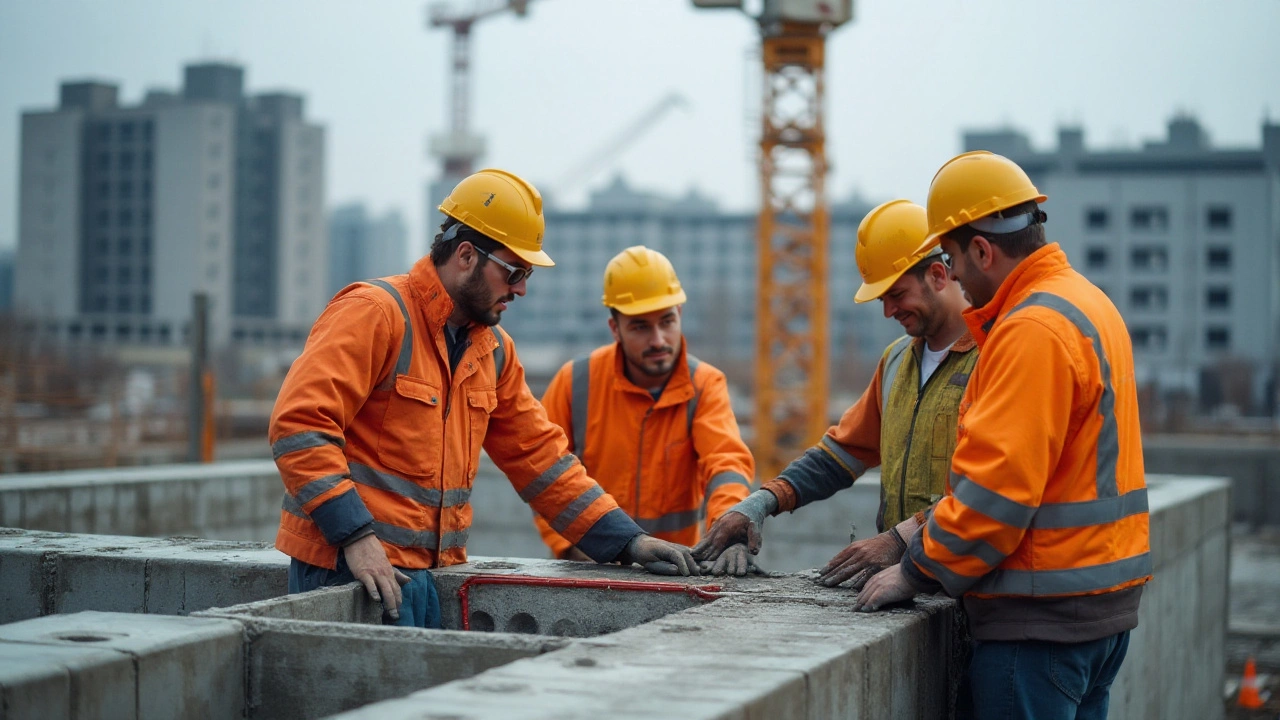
[856,152,1152,719]
[534,246,755,568]
[270,169,699,628]
[692,199,977,581]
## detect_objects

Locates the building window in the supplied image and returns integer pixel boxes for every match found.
[96,124,111,141]
[1085,208,1109,231]
[1085,246,1109,270]
[142,121,154,141]
[1205,327,1230,351]
[117,296,132,312]
[1130,325,1167,352]
[1205,287,1230,310]
[116,324,132,340]
[119,152,134,171]
[119,181,132,199]
[118,237,132,254]
[140,296,151,313]
[119,122,135,141]
[98,182,111,199]
[1206,246,1231,270]
[1130,246,1168,272]
[1129,285,1168,311]
[117,267,132,283]
[118,209,133,227]
[1206,206,1231,231]
[1130,206,1169,232]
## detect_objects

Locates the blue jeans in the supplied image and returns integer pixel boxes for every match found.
[288,555,442,629]
[967,631,1130,720]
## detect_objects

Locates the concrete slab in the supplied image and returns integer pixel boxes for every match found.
[0,611,245,719]
[0,641,135,720]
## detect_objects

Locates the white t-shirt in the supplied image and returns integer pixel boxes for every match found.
[920,340,957,388]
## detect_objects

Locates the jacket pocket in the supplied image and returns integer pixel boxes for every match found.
[378,375,443,477]
[658,436,698,516]
[921,410,959,503]
[465,387,498,478]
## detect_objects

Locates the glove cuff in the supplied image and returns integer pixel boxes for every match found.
[888,526,908,554]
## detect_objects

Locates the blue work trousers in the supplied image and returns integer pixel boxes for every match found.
[288,554,442,629]
[966,631,1130,720]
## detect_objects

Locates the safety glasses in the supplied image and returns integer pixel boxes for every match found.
[473,245,534,285]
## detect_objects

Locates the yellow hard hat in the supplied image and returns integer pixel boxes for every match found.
[853,200,933,304]
[602,246,687,315]
[439,168,554,267]
[918,150,1048,255]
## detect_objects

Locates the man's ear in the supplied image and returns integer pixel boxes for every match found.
[455,241,475,270]
[928,262,949,291]
[608,316,621,344]
[971,235,997,272]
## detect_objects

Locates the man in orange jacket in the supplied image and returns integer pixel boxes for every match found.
[270,170,698,627]
[857,152,1152,719]
[692,200,977,580]
[534,246,755,572]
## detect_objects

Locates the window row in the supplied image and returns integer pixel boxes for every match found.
[93,120,155,143]
[1084,246,1231,272]
[1084,205,1233,232]
[1129,326,1232,351]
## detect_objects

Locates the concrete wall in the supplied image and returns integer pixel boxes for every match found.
[1143,435,1280,527]
[0,476,1230,719]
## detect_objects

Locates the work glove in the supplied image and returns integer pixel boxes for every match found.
[698,543,761,576]
[621,534,699,576]
[816,523,909,589]
[854,563,918,612]
[690,489,777,562]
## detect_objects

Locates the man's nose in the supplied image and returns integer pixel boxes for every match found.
[510,276,528,297]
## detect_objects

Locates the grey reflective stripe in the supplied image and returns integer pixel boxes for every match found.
[698,472,752,521]
[951,473,1037,529]
[971,552,1153,596]
[349,462,471,508]
[820,435,866,478]
[370,521,469,550]
[569,355,591,458]
[926,514,1006,570]
[880,336,912,410]
[1031,487,1149,529]
[685,355,702,434]
[293,473,347,505]
[272,431,344,460]
[366,279,413,377]
[281,493,308,519]
[491,326,506,378]
[1008,292,1119,498]
[909,541,977,596]
[549,484,606,534]
[636,509,700,534]
[517,454,578,503]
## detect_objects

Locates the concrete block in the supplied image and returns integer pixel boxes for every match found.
[0,544,51,623]
[52,541,193,615]
[197,582,379,623]
[0,611,245,720]
[0,640,136,720]
[24,488,70,531]
[148,549,288,615]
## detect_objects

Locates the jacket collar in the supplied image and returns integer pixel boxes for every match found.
[609,337,697,407]
[911,328,978,355]
[407,256,456,332]
[963,242,1070,347]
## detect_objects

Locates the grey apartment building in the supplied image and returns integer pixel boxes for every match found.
[502,177,892,393]
[964,117,1280,413]
[14,62,326,348]
[327,204,410,298]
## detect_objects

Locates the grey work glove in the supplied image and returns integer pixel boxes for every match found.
[622,534,699,576]
[698,543,762,576]
[816,516,915,589]
[690,489,778,562]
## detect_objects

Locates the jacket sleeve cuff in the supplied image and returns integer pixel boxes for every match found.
[575,508,644,563]
[761,479,799,514]
[778,447,855,508]
[901,553,944,594]
[309,488,376,546]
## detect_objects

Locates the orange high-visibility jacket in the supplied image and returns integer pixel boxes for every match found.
[534,343,754,556]
[271,258,643,571]
[903,243,1152,643]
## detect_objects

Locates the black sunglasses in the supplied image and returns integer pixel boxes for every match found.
[472,245,534,285]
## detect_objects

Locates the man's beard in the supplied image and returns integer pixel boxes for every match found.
[456,265,513,327]
[627,344,678,378]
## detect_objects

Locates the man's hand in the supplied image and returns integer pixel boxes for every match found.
[625,535,699,576]
[816,525,908,589]
[699,543,759,576]
[853,563,917,612]
[343,533,411,620]
[690,490,777,562]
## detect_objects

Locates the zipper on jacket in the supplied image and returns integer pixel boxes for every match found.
[897,346,952,524]
[635,405,655,516]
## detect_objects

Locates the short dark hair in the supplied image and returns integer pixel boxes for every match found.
[430,217,503,267]
[904,252,948,281]
[945,201,1047,259]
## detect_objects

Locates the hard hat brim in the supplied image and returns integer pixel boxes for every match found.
[608,289,688,316]
[507,245,555,267]
[854,271,909,304]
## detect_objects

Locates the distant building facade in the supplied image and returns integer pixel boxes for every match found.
[327,204,410,298]
[963,117,1280,413]
[14,62,327,348]
[503,176,891,391]
[0,248,12,311]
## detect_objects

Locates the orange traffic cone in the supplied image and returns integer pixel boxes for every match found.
[1238,656,1264,710]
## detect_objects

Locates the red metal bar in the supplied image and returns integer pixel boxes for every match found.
[458,574,723,631]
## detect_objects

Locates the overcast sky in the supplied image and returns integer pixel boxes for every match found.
[2,0,1278,256]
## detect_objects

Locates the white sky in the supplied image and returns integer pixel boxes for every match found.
[2,0,1278,255]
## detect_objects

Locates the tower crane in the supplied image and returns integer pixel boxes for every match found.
[556,92,691,194]
[691,0,853,478]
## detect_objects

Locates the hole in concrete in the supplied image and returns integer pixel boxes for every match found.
[471,682,530,694]
[505,612,539,634]
[572,657,597,667]
[550,618,580,637]
[472,561,522,570]
[469,610,495,632]
[56,633,116,642]
[660,624,703,633]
